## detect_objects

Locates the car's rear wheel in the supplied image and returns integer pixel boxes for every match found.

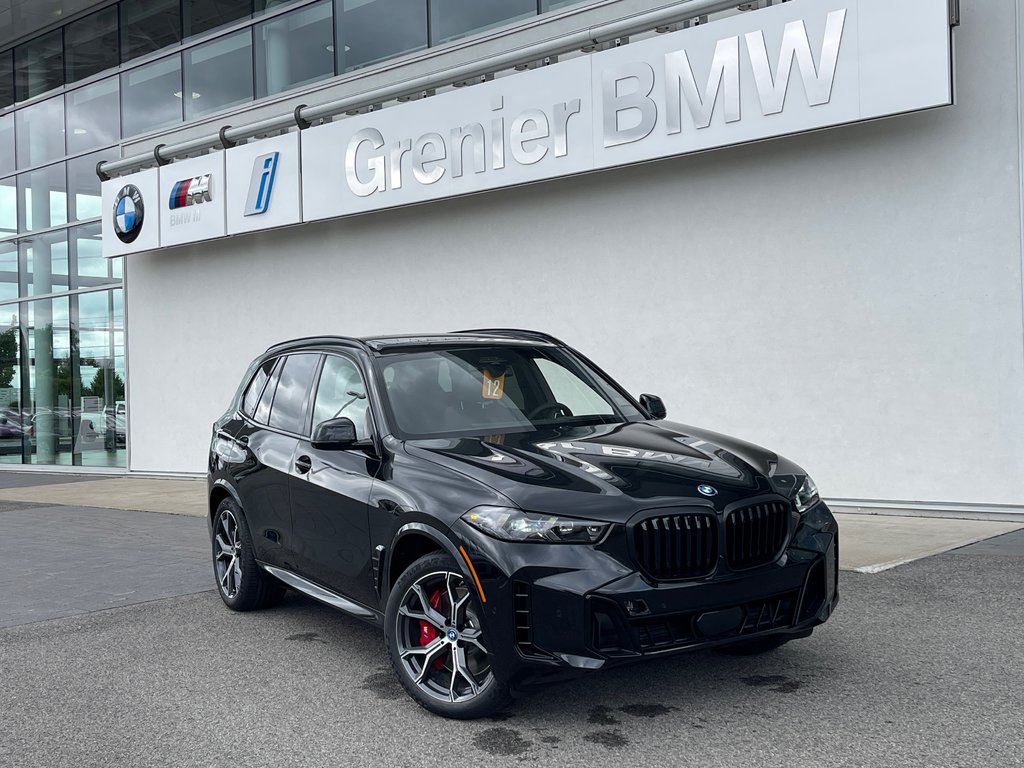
[715,634,796,655]
[385,552,511,719]
[212,498,286,611]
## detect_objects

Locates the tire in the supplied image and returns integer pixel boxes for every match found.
[212,498,287,611]
[715,634,797,656]
[385,552,512,719]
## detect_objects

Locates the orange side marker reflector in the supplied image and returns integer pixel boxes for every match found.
[458,545,487,604]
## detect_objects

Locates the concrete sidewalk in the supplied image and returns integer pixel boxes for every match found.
[0,472,1019,573]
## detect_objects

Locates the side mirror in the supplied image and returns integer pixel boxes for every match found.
[311,417,359,450]
[639,393,667,420]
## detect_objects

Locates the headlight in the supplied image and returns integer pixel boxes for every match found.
[462,506,608,544]
[794,475,820,513]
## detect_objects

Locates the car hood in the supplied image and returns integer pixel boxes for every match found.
[403,420,803,523]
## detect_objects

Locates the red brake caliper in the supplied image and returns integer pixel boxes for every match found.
[419,589,447,670]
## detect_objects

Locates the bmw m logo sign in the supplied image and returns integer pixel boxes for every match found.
[112,184,145,244]
[697,484,718,497]
[168,174,212,209]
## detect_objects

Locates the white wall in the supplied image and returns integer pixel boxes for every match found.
[125,1,1024,511]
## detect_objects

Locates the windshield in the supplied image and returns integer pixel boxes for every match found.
[377,345,642,439]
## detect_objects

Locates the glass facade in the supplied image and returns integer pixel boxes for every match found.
[1,19,126,471]
[0,0,593,470]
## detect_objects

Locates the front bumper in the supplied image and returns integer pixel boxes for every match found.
[454,502,839,686]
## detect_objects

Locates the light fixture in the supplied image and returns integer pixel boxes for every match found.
[172,91,202,99]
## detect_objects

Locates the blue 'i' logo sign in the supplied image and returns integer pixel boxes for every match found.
[244,152,279,216]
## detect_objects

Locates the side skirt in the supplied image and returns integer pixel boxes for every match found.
[259,562,383,626]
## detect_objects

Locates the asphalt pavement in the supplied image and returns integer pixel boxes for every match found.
[1,498,1022,767]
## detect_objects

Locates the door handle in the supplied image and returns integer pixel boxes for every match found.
[295,455,312,474]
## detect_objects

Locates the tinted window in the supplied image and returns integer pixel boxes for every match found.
[254,359,283,423]
[121,0,182,61]
[268,353,319,433]
[256,1,334,98]
[242,359,275,416]
[14,28,64,102]
[312,355,370,439]
[65,7,120,83]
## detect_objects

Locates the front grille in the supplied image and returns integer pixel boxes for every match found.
[725,501,790,570]
[633,512,717,580]
[632,591,799,651]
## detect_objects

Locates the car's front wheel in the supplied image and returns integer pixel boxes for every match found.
[385,552,511,719]
[212,498,286,611]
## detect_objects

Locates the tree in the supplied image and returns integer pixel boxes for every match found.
[85,369,125,401]
[0,324,18,389]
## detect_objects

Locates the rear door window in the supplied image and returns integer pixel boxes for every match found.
[268,353,320,434]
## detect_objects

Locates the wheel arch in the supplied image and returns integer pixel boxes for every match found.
[387,522,462,596]
[209,480,241,522]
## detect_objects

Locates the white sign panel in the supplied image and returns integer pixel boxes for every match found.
[301,0,951,222]
[302,56,594,222]
[100,0,952,256]
[101,168,159,256]
[225,131,301,235]
[158,153,227,247]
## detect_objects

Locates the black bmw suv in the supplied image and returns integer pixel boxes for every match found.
[208,330,838,718]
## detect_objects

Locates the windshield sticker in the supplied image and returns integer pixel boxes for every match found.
[482,370,505,400]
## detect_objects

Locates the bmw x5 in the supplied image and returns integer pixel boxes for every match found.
[208,330,839,718]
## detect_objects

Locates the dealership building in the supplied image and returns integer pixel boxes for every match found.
[0,0,1021,519]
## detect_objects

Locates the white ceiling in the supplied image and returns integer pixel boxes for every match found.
[1,0,110,51]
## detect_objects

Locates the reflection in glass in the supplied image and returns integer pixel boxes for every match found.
[26,295,72,465]
[338,0,426,72]
[68,149,120,223]
[76,289,126,467]
[121,0,182,61]
[0,176,15,237]
[18,164,68,233]
[121,56,183,138]
[0,113,13,176]
[185,0,253,39]
[14,29,64,102]
[429,0,536,44]
[0,303,23,463]
[20,230,69,296]
[66,78,120,154]
[18,163,67,233]
[65,7,120,83]
[184,31,254,119]
[0,50,14,109]
[15,95,65,168]
[0,241,17,301]
[256,1,334,98]
[72,223,120,289]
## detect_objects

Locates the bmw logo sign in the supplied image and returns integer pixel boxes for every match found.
[113,184,145,244]
[697,484,718,497]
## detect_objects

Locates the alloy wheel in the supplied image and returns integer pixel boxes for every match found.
[214,508,243,599]
[395,570,492,703]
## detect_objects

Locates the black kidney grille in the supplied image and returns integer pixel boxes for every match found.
[634,513,717,580]
[725,501,790,570]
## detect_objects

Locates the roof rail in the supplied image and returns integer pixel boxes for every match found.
[264,335,371,354]
[454,328,567,346]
